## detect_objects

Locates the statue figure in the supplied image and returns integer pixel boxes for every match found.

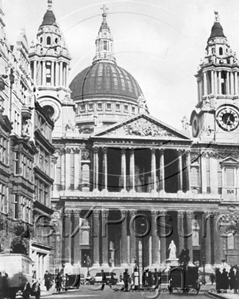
[168,240,176,259]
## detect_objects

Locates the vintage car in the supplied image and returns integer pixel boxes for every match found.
[0,253,40,298]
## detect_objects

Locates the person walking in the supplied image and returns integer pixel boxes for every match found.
[55,273,62,293]
[44,270,51,291]
[101,270,106,291]
[123,269,130,292]
[133,267,139,290]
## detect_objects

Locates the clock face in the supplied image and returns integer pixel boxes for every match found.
[216,106,239,132]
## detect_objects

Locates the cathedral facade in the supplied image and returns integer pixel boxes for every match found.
[1,0,239,279]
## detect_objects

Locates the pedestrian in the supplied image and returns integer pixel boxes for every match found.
[229,265,239,294]
[44,270,51,291]
[101,270,106,291]
[123,269,129,292]
[132,267,139,290]
[178,244,190,267]
[55,272,62,292]
[0,272,2,299]
[210,273,215,285]
[2,272,8,299]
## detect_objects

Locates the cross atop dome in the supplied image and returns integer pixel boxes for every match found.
[214,11,219,22]
[48,0,53,10]
[101,4,109,19]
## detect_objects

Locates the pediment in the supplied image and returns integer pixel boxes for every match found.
[220,156,239,165]
[93,113,191,140]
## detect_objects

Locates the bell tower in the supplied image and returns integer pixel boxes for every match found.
[29,0,75,137]
[190,12,239,143]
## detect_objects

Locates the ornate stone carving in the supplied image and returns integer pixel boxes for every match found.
[102,209,109,218]
[158,210,167,217]
[65,148,71,154]
[185,211,194,219]
[81,149,90,160]
[178,210,185,218]
[93,209,101,217]
[120,209,128,217]
[123,119,173,137]
[129,209,137,217]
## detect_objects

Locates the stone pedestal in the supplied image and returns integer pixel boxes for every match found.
[166,258,179,266]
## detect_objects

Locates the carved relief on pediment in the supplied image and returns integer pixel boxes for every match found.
[123,119,173,137]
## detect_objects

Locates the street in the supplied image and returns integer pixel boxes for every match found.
[42,285,215,299]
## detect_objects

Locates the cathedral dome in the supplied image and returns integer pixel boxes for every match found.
[70,61,143,102]
[70,6,148,133]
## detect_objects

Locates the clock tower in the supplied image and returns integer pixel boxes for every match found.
[190,12,239,143]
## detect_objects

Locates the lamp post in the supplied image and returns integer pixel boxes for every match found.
[9,68,15,123]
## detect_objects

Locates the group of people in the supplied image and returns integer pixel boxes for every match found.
[44,270,71,293]
[214,261,239,294]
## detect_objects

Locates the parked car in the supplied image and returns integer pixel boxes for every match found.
[0,253,41,298]
[92,272,118,285]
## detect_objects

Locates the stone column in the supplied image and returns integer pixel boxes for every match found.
[59,61,63,86]
[51,62,54,86]
[121,149,126,191]
[159,149,165,191]
[201,153,207,194]
[43,61,46,86]
[185,211,193,263]
[151,210,159,266]
[203,71,207,95]
[204,212,213,265]
[185,150,191,192]
[177,210,185,255]
[213,212,223,265]
[211,70,214,94]
[93,148,99,191]
[120,209,128,266]
[235,72,238,95]
[93,209,100,266]
[102,209,109,266]
[55,61,59,86]
[209,153,218,194]
[231,72,234,95]
[129,209,137,264]
[151,149,157,192]
[219,71,222,94]
[177,149,183,192]
[159,210,167,263]
[102,148,108,191]
[74,149,81,190]
[61,150,65,190]
[215,71,218,94]
[130,149,135,192]
[65,148,71,190]
[34,61,37,84]
[73,210,81,265]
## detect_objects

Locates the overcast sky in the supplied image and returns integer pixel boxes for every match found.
[3,0,239,129]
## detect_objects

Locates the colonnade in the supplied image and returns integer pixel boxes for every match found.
[93,147,191,193]
[199,69,239,99]
[61,208,223,268]
[32,60,69,87]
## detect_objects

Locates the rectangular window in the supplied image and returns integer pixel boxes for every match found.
[206,157,210,193]
[88,104,93,111]
[14,194,19,219]
[106,103,111,110]
[15,152,20,174]
[225,167,235,187]
[70,153,74,190]
[97,103,102,110]
[116,104,120,111]
[124,105,128,112]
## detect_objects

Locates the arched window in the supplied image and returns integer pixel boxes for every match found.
[219,47,223,55]
[46,36,51,45]
[212,47,215,54]
[103,41,107,51]
[40,37,43,43]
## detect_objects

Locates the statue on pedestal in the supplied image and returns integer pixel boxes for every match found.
[168,240,176,259]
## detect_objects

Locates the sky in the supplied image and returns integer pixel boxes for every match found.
[3,0,239,129]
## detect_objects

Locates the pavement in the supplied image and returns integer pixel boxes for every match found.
[40,283,239,299]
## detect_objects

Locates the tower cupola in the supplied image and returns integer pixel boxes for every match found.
[93,5,116,63]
